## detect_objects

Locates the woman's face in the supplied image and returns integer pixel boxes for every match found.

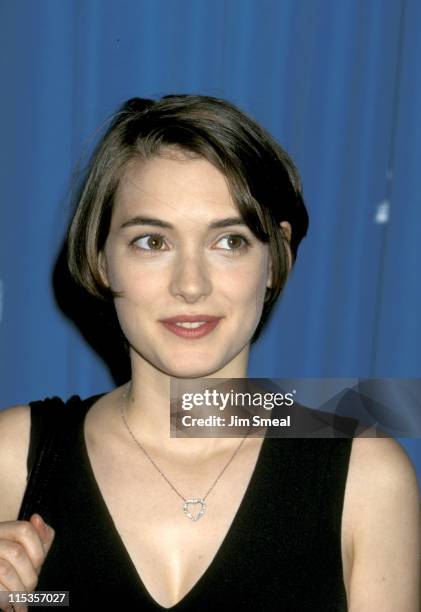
[99,152,279,378]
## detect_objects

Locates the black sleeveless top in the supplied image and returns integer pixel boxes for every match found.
[18,394,352,611]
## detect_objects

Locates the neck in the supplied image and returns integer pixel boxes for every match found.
[122,349,250,460]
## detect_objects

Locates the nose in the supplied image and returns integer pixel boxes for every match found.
[169,250,212,303]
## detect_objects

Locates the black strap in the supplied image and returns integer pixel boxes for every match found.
[18,396,80,521]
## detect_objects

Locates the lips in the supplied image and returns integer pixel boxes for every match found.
[159,315,223,339]
[160,314,221,323]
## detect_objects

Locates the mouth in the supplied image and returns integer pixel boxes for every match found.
[159,315,223,339]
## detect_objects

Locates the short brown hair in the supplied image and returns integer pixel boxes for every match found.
[67,94,309,343]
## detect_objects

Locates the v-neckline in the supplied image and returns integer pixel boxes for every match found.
[79,397,271,610]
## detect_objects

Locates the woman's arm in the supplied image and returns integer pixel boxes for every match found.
[0,405,57,609]
[347,437,420,611]
[0,405,31,521]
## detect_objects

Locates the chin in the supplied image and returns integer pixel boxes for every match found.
[162,347,246,380]
[163,363,224,380]
[156,352,228,379]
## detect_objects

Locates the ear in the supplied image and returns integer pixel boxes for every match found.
[266,221,292,289]
[98,250,110,287]
[280,221,292,273]
[280,221,292,245]
[266,255,273,289]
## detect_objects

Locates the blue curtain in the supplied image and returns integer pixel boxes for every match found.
[1,0,420,478]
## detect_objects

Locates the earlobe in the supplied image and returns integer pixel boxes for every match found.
[280,221,292,244]
[267,220,292,290]
[266,257,273,289]
[98,251,109,287]
[280,221,292,272]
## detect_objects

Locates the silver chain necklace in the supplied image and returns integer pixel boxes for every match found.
[120,382,251,522]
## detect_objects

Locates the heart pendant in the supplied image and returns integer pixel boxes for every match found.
[183,498,206,521]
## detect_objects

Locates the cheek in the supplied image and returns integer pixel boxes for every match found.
[105,254,160,299]
[104,259,158,334]
[111,284,155,350]
[226,261,268,316]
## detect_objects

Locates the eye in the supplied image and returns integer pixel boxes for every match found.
[130,233,168,252]
[129,232,251,254]
[215,234,251,253]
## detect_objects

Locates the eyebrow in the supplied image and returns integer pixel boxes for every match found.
[120,216,247,230]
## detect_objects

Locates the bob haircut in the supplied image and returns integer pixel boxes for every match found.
[67,94,309,344]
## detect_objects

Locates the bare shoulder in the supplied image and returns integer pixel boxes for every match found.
[343,436,420,611]
[0,404,32,521]
[348,436,420,498]
[345,436,420,535]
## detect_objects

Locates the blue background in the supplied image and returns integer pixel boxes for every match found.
[0,0,420,479]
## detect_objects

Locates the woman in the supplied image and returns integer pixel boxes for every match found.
[0,95,419,611]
